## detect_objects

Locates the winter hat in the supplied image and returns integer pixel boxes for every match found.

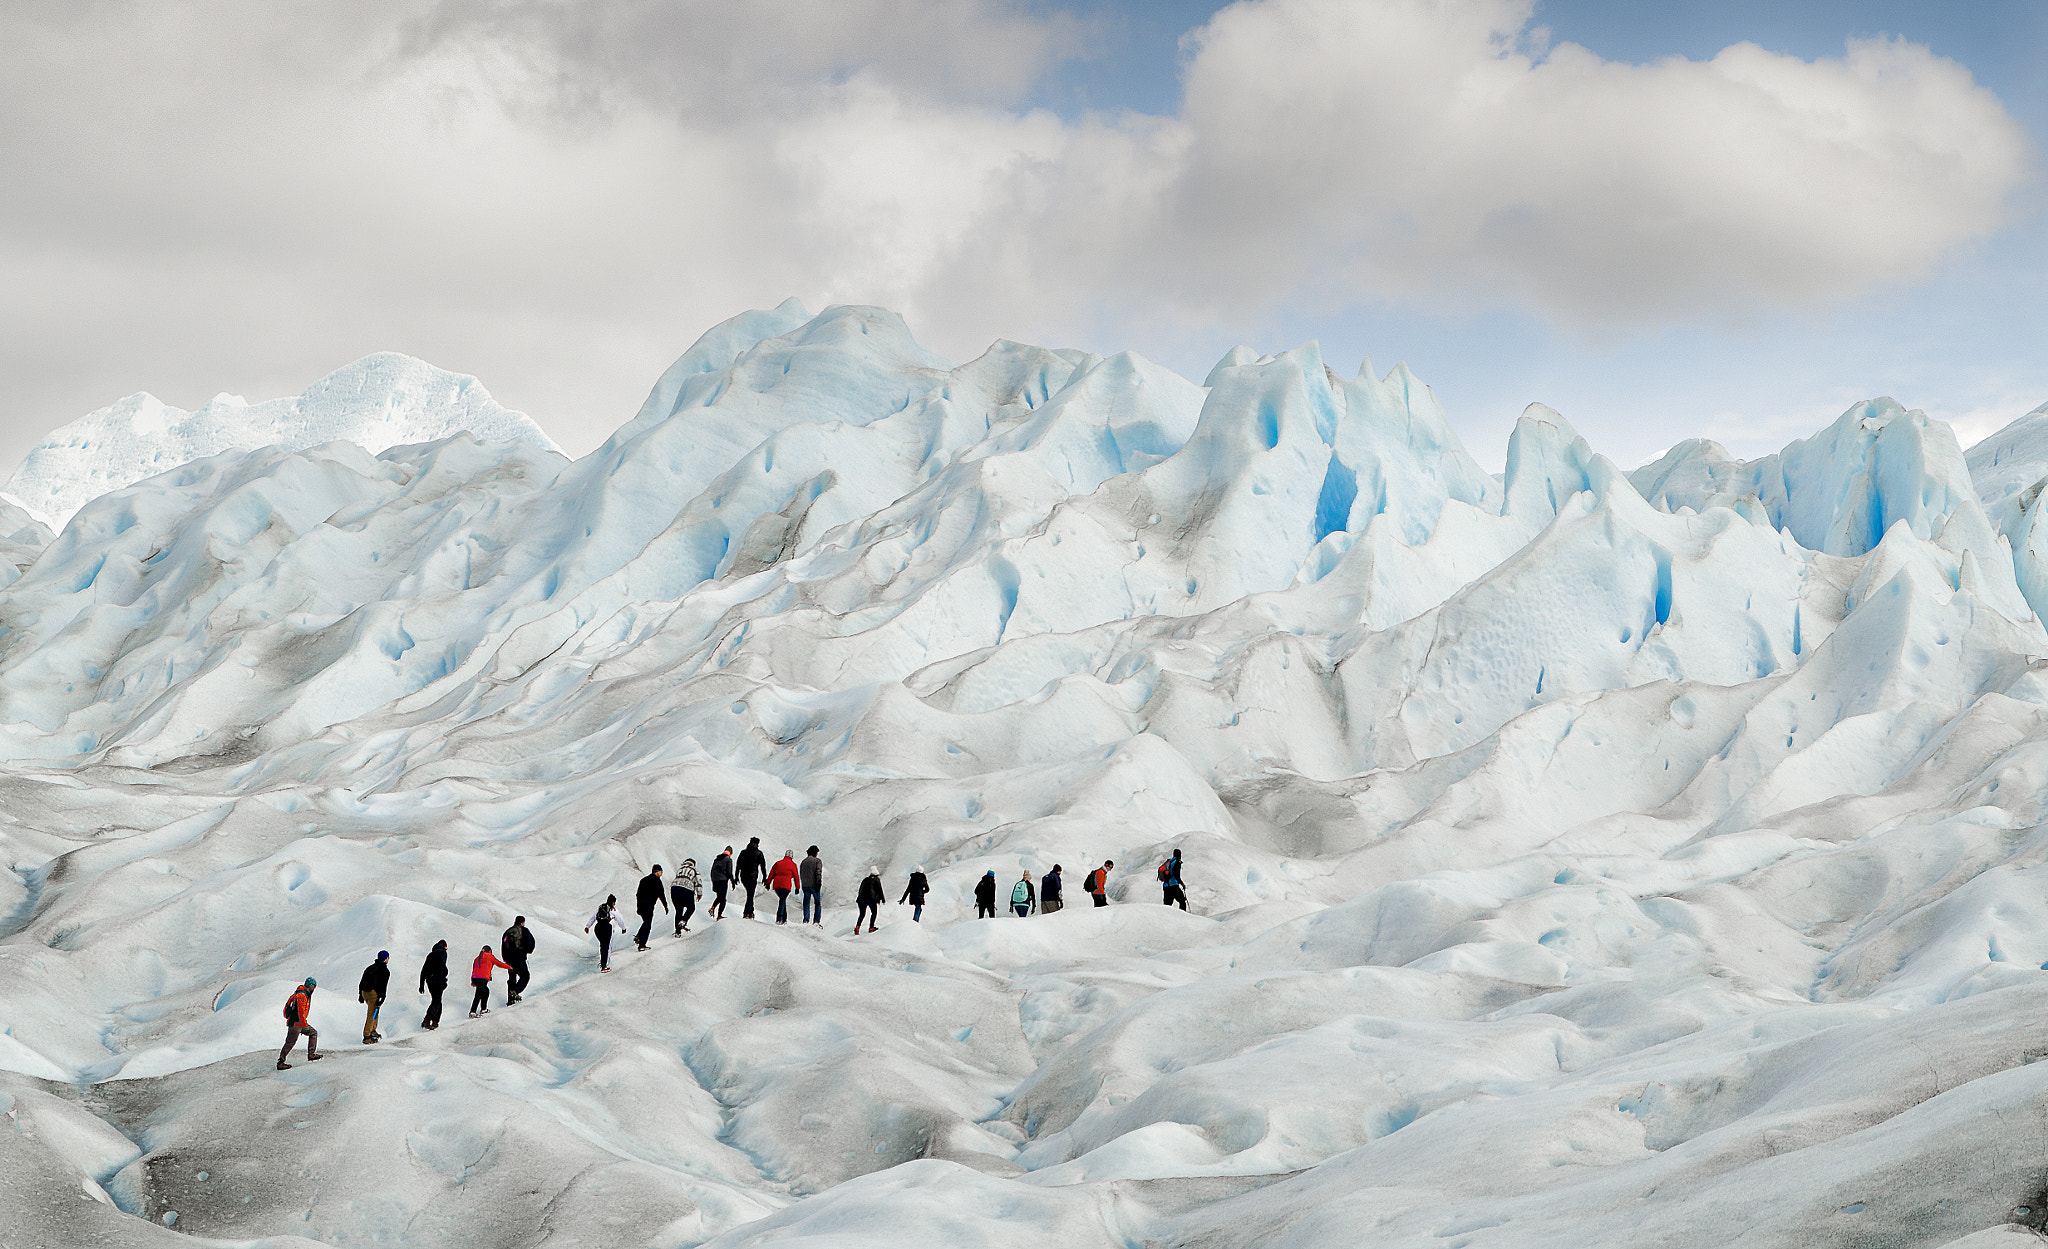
[377,950,389,960]
[303,977,318,988]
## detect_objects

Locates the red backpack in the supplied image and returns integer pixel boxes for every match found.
[283,988,310,1025]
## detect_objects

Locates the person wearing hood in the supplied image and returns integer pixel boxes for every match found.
[279,978,322,1070]
[358,951,391,1043]
[1042,865,1064,914]
[419,941,449,1029]
[974,870,997,919]
[634,864,669,951]
[900,868,930,922]
[1011,870,1037,918]
[673,859,700,934]
[471,945,512,1017]
[586,895,617,971]
[710,847,734,920]
[800,846,824,927]
[500,916,536,1004]
[769,850,800,923]
[855,866,885,934]
[737,838,767,918]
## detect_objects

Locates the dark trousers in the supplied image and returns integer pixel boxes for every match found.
[802,887,821,923]
[1092,893,1107,907]
[857,901,877,929]
[1163,886,1187,910]
[422,982,445,1027]
[712,881,728,917]
[673,886,695,931]
[280,1024,317,1064]
[470,978,490,1013]
[774,887,791,922]
[742,880,759,918]
[977,901,995,918]
[596,926,611,969]
[506,959,529,1001]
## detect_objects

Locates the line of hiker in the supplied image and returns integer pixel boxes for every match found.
[277,843,1189,1068]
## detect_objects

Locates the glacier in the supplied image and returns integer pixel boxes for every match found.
[3,302,2048,1247]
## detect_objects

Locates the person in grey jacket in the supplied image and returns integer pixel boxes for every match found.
[673,859,700,934]
[800,846,824,926]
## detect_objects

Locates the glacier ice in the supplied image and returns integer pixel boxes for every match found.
[3,304,2048,1246]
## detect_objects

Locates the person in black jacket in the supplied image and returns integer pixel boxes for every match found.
[737,838,767,919]
[711,847,734,919]
[899,868,930,921]
[855,867,885,934]
[359,951,391,1043]
[974,870,997,919]
[500,917,536,1004]
[635,866,668,951]
[419,941,449,1030]
[1042,865,1064,914]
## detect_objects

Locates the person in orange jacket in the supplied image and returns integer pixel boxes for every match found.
[278,978,323,1070]
[768,850,800,924]
[470,945,512,1018]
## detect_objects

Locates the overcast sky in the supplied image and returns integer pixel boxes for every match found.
[3,0,2042,477]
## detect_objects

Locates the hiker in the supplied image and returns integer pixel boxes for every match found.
[769,849,800,923]
[800,845,824,926]
[974,870,997,919]
[635,865,669,951]
[501,916,536,1003]
[673,859,700,934]
[419,940,449,1030]
[1160,849,1187,910]
[470,945,512,1017]
[1042,865,1064,914]
[1011,870,1037,918]
[710,847,733,919]
[358,951,390,1043]
[1086,860,1113,907]
[856,866,885,933]
[737,837,767,918]
[278,978,322,1070]
[586,895,618,971]
[900,867,930,921]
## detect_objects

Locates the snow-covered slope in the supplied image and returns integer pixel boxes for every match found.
[2,352,562,527]
[4,305,2048,1248]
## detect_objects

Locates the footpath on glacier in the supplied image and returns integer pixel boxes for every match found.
[5,300,2048,1247]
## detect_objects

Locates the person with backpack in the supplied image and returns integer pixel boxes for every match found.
[1042,865,1064,914]
[800,845,824,926]
[586,895,618,971]
[974,870,997,919]
[419,940,449,1030]
[500,917,536,1004]
[673,859,700,934]
[737,838,767,918]
[1160,850,1187,910]
[1011,871,1037,918]
[470,945,512,1017]
[769,850,800,923]
[710,847,733,919]
[900,868,930,921]
[278,978,322,1070]
[855,867,885,933]
[634,865,669,951]
[358,951,391,1043]
[1086,860,1114,907]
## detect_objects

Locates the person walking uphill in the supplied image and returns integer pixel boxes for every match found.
[419,940,449,1030]
[1042,865,1064,915]
[470,945,511,1017]
[501,916,536,1004]
[673,859,700,934]
[587,895,618,971]
[1160,849,1187,910]
[1011,871,1037,918]
[359,951,390,1043]
[711,847,733,920]
[737,838,767,919]
[635,865,669,951]
[856,867,885,933]
[975,870,997,919]
[769,850,800,923]
[900,867,930,922]
[800,846,824,926]
[278,978,322,1069]
[1086,860,1114,907]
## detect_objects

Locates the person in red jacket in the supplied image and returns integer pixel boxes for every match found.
[470,945,511,1018]
[768,850,800,924]
[277,978,323,1070]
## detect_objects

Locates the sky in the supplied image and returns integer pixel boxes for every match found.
[2,0,2042,480]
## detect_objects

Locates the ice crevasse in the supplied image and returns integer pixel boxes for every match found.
[3,302,2048,1248]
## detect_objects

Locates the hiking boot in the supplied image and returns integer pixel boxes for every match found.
[277,1061,291,1070]
[307,1054,323,1061]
